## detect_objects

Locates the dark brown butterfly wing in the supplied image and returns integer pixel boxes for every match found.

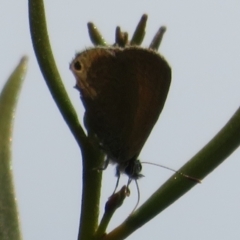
[121,48,171,160]
[70,47,171,164]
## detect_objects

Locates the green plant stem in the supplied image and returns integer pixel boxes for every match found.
[28,1,103,239]
[0,57,28,240]
[106,107,240,240]
[28,0,86,147]
[79,143,104,240]
[95,186,128,238]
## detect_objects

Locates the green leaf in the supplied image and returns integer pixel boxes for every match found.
[87,22,107,46]
[0,56,28,240]
[130,14,148,45]
[106,107,240,240]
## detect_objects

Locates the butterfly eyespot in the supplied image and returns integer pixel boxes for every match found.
[73,61,82,71]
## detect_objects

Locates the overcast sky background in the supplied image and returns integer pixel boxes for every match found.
[1,1,240,240]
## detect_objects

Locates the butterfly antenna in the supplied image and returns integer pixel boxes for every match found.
[141,162,201,183]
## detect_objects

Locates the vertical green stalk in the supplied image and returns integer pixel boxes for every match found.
[28,1,103,239]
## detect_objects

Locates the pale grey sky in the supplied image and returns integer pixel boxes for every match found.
[1,1,240,240]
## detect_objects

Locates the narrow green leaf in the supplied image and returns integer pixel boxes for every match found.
[106,107,240,240]
[149,26,167,50]
[0,56,28,240]
[115,26,128,47]
[87,22,107,46]
[130,14,148,46]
